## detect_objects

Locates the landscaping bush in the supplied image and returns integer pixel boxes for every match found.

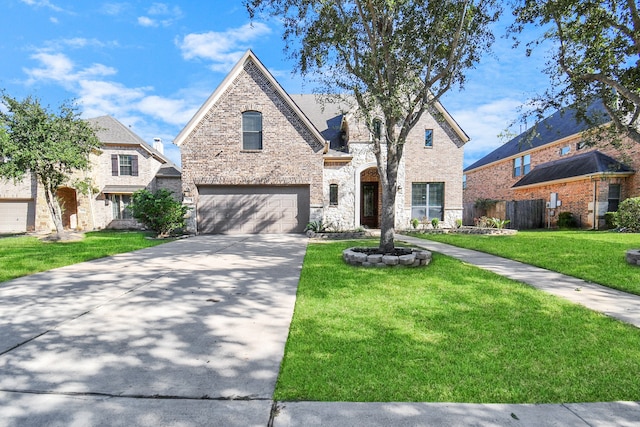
[604,212,619,229]
[617,197,640,232]
[557,211,578,228]
[130,189,189,238]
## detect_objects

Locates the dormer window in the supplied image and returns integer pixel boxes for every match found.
[242,111,263,150]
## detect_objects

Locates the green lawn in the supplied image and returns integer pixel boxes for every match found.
[407,230,640,295]
[275,240,640,403]
[0,230,170,283]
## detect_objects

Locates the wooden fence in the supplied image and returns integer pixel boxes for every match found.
[463,199,545,230]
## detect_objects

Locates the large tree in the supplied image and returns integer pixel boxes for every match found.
[246,0,500,251]
[0,93,100,238]
[511,0,640,145]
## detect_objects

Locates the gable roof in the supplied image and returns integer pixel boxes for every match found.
[465,100,610,172]
[87,115,179,171]
[512,150,633,188]
[173,50,327,149]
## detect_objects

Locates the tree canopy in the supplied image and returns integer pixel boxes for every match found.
[511,0,640,145]
[0,93,100,237]
[246,0,501,251]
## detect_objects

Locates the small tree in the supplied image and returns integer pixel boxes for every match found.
[130,189,189,238]
[511,0,640,146]
[246,0,501,252]
[0,93,101,239]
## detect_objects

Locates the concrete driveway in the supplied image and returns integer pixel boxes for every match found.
[0,234,308,427]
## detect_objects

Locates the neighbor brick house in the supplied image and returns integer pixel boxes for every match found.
[0,115,181,233]
[463,102,639,229]
[175,50,469,234]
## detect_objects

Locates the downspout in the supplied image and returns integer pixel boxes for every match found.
[592,178,598,230]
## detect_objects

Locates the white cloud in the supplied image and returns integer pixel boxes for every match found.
[177,22,272,72]
[138,3,183,28]
[137,16,156,27]
[137,96,197,126]
[450,98,526,168]
[20,0,63,12]
[24,52,117,86]
[101,3,129,16]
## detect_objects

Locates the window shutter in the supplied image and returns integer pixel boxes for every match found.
[131,155,139,176]
[111,154,119,176]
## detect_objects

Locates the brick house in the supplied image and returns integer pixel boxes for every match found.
[175,50,469,234]
[0,115,181,233]
[463,102,639,229]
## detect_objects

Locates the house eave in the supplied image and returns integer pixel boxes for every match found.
[512,171,634,190]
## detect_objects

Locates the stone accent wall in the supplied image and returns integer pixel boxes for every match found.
[464,133,640,228]
[180,59,324,233]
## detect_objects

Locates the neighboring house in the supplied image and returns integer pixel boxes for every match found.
[463,102,639,229]
[0,115,181,233]
[174,50,469,234]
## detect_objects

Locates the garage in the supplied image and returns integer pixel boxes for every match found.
[197,186,310,234]
[0,200,35,234]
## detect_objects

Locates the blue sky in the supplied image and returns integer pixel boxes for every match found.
[1,0,553,168]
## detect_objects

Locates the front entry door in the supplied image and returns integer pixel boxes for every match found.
[361,182,379,228]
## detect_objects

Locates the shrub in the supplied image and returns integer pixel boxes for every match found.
[130,189,189,238]
[604,212,619,229]
[617,197,640,232]
[305,220,327,233]
[431,218,440,229]
[410,218,420,229]
[557,211,578,228]
[487,217,510,229]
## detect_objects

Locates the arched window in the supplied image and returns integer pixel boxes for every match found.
[242,111,262,150]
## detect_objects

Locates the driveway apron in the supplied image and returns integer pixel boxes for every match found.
[0,234,307,426]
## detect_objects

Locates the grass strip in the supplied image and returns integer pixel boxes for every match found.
[0,230,170,283]
[275,240,640,403]
[407,230,640,295]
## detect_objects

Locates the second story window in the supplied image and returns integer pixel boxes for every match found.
[111,154,138,176]
[242,111,262,150]
[513,154,531,177]
[425,129,433,147]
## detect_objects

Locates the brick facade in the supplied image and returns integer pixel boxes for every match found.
[464,131,640,228]
[179,59,325,234]
[177,50,468,233]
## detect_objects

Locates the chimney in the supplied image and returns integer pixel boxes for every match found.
[153,137,164,154]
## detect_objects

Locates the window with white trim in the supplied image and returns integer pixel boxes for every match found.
[513,154,531,177]
[411,182,444,221]
[242,111,263,150]
[111,154,138,176]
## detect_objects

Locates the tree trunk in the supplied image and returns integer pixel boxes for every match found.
[43,182,65,238]
[377,141,402,253]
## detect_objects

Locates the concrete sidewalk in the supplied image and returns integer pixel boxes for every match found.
[0,235,307,427]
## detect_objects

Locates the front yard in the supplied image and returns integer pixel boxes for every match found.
[276,239,640,403]
[0,230,170,283]
[408,230,640,295]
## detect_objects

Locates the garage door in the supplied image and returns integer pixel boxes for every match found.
[197,186,310,234]
[0,200,34,233]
